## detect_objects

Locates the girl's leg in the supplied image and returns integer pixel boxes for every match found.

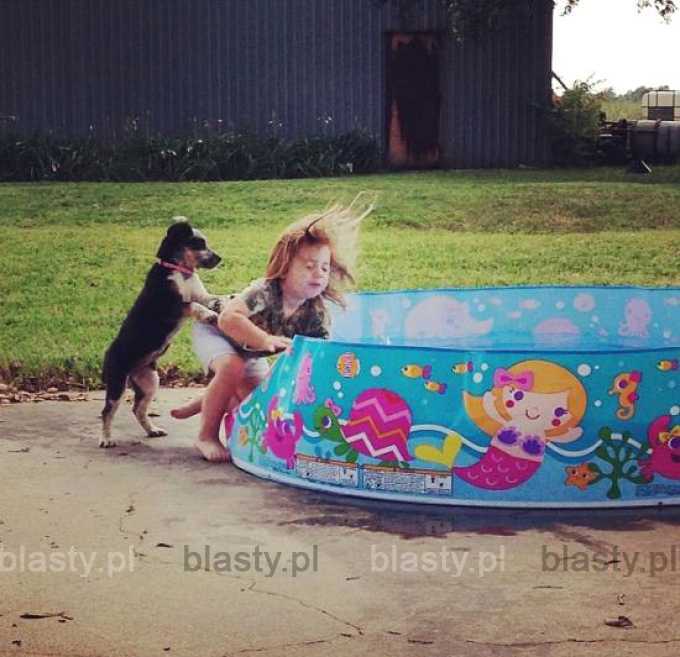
[235,358,270,406]
[194,353,245,462]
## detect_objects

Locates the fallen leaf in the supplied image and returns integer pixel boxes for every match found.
[605,615,633,628]
[20,612,73,620]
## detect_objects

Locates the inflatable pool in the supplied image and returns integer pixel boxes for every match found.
[227,286,680,508]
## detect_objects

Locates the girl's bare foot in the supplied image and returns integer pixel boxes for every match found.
[194,438,231,463]
[171,397,203,419]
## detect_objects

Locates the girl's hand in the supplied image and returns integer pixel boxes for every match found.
[263,335,292,353]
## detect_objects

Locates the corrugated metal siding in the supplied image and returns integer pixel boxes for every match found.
[442,2,552,167]
[0,0,552,167]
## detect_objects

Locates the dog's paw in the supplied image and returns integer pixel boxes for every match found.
[206,297,225,313]
[99,437,117,448]
[147,426,168,438]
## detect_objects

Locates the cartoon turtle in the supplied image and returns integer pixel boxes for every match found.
[639,415,680,481]
[313,388,414,465]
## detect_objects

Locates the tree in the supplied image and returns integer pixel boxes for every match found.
[382,0,676,40]
[564,0,675,20]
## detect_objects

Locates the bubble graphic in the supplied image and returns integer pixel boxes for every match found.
[577,364,592,377]
[573,293,595,312]
[473,372,483,384]
[370,365,382,377]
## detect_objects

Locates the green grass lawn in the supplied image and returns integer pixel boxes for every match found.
[2,166,680,389]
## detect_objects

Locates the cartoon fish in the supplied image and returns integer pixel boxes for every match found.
[424,380,447,395]
[609,370,642,420]
[401,364,432,379]
[452,361,473,374]
[657,359,679,372]
[564,463,599,491]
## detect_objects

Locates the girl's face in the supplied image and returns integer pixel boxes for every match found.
[282,243,331,302]
[500,385,571,435]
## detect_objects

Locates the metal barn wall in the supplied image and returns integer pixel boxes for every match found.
[440,5,553,167]
[0,0,552,168]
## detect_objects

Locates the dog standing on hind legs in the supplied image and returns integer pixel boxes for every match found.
[101,219,225,447]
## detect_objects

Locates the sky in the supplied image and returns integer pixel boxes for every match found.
[552,0,680,94]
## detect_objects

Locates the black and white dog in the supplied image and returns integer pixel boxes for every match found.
[101,219,224,447]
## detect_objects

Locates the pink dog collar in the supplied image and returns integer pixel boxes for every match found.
[158,260,194,278]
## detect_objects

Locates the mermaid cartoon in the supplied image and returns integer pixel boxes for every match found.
[416,360,587,490]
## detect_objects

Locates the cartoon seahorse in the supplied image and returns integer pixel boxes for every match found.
[609,371,642,420]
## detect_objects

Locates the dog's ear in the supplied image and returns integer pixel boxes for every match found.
[157,219,193,260]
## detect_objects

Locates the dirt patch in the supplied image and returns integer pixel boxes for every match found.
[0,369,207,405]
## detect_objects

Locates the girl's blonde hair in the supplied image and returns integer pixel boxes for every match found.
[265,193,375,308]
[463,359,587,441]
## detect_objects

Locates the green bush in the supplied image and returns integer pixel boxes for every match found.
[0,129,382,182]
[545,81,604,167]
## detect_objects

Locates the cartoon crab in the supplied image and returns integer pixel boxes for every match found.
[639,415,680,481]
[262,395,303,469]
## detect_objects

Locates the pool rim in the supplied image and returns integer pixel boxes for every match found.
[329,283,680,354]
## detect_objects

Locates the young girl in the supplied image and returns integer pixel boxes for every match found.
[171,196,373,462]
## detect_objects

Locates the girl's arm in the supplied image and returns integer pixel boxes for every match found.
[218,297,291,353]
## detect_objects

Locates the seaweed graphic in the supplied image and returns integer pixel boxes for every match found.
[242,407,267,462]
[585,427,650,499]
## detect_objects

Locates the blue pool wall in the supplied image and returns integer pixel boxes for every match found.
[228,286,680,508]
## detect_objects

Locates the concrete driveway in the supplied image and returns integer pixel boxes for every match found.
[2,389,680,657]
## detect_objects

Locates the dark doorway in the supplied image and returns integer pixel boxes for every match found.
[386,33,441,168]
